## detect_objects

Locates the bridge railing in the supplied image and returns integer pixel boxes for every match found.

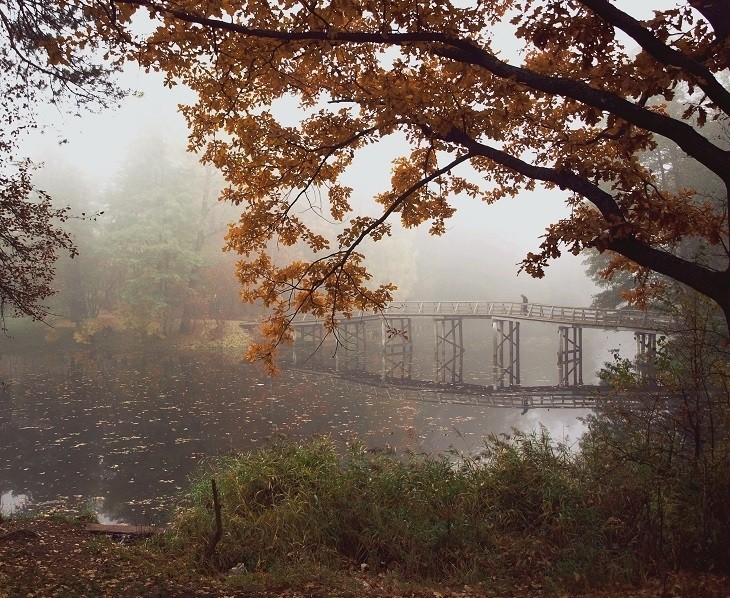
[289,300,673,331]
[380,301,673,331]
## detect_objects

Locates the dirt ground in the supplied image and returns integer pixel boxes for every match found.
[0,519,727,597]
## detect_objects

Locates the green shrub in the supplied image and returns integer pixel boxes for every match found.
[160,432,638,589]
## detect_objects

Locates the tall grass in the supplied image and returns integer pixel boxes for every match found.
[159,432,646,590]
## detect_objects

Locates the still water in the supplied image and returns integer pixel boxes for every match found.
[0,342,592,524]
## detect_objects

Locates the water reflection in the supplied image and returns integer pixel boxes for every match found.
[0,350,587,524]
[0,490,29,515]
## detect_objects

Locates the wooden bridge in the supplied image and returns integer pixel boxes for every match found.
[380,301,673,332]
[254,300,671,394]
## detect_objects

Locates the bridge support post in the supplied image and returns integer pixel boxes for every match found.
[292,323,323,367]
[382,318,412,381]
[493,319,520,389]
[635,332,657,385]
[557,326,583,386]
[336,321,367,373]
[434,317,464,384]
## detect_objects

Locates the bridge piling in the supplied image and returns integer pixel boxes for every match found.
[335,321,366,373]
[493,319,520,389]
[382,318,413,381]
[557,326,583,386]
[434,317,465,384]
[635,332,658,384]
[292,322,324,367]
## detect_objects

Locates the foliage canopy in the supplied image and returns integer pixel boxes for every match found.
[86,1,730,367]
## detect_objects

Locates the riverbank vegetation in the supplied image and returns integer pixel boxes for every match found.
[144,294,727,592]
[156,414,727,592]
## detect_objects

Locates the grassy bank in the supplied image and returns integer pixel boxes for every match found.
[150,427,728,594]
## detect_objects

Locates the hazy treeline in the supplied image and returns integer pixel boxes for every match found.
[32,131,253,339]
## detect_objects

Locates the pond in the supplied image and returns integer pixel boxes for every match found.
[0,339,593,524]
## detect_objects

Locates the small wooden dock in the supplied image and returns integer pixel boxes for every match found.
[84,523,162,537]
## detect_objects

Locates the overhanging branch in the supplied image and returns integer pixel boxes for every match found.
[435,125,728,306]
[114,0,730,182]
[436,126,625,222]
[578,0,730,115]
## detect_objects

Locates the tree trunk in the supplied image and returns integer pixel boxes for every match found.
[179,304,195,334]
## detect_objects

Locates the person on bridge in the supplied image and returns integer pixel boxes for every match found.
[520,294,528,314]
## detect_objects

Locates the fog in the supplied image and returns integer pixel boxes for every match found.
[2,2,688,523]
[23,65,598,310]
[18,1,677,311]
[18,0,688,315]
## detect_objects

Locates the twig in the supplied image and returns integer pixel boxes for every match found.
[203,478,223,565]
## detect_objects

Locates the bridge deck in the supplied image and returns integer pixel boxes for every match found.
[380,301,672,332]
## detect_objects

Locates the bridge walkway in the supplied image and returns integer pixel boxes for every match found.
[379,301,672,332]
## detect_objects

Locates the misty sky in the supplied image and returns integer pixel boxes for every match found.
[21,1,678,307]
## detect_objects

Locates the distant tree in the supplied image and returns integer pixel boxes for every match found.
[102,0,728,370]
[102,133,204,336]
[31,161,116,326]
[0,0,124,326]
[100,131,237,337]
[583,250,634,310]
[32,163,95,324]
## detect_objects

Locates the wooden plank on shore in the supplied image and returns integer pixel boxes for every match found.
[84,523,162,536]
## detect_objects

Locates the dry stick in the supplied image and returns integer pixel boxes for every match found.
[203,478,223,565]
